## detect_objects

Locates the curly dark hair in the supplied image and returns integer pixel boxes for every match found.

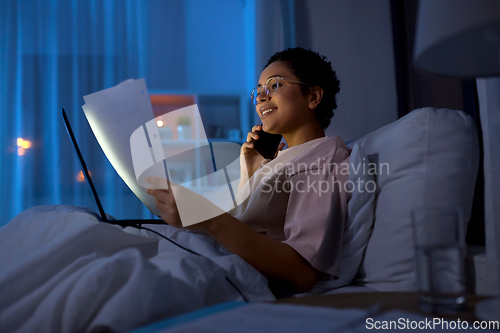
[264,47,340,129]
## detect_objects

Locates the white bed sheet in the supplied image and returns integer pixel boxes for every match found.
[0,205,274,332]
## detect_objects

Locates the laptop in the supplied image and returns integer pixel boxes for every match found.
[61,108,165,226]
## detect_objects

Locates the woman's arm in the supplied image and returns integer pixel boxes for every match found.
[146,184,320,293]
[204,212,320,293]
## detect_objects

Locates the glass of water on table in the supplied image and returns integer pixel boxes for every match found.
[411,207,466,314]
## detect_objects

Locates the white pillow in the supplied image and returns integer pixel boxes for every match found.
[349,108,479,291]
[310,143,376,292]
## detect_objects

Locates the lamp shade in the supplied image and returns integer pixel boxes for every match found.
[414,0,500,78]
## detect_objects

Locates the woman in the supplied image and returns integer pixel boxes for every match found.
[147,48,350,295]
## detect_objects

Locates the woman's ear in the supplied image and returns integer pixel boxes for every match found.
[308,86,323,110]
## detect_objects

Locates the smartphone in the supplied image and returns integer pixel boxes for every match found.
[252,129,283,161]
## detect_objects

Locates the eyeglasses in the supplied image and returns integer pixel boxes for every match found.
[250,76,305,105]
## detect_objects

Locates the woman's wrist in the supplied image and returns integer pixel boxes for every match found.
[186,214,223,237]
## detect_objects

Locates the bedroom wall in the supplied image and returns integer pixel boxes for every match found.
[141,0,248,92]
[294,0,398,140]
[184,0,247,92]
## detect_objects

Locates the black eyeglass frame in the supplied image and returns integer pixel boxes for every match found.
[250,76,305,105]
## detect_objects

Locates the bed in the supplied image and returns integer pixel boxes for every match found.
[0,205,273,332]
[0,107,480,332]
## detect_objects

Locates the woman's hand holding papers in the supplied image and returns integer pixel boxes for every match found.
[145,176,183,229]
[145,176,225,231]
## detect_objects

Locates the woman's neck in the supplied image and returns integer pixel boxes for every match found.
[282,121,326,148]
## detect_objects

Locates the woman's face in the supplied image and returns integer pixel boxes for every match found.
[255,61,314,135]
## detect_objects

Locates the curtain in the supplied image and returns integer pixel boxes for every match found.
[476,78,500,296]
[0,0,157,225]
[0,0,260,226]
[250,0,286,125]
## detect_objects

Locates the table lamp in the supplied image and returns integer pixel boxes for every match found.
[414,0,500,78]
[413,0,500,321]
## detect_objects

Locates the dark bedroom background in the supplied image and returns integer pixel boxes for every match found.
[0,0,484,250]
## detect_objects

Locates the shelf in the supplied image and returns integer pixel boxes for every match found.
[149,91,251,143]
[159,139,244,145]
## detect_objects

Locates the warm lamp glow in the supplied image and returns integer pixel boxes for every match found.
[17,138,32,149]
[76,170,90,182]
[156,120,164,127]
[17,148,25,156]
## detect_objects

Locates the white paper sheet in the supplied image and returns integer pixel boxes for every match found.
[82,78,162,216]
[81,79,244,225]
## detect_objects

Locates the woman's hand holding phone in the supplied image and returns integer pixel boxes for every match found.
[241,124,285,178]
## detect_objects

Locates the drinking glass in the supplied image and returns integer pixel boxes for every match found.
[411,207,466,313]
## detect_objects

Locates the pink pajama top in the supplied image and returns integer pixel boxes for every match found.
[230,136,350,280]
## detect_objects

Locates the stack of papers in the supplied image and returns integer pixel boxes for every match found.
[81,79,243,224]
[82,79,161,216]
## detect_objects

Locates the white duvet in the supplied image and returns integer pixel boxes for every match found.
[0,205,275,332]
